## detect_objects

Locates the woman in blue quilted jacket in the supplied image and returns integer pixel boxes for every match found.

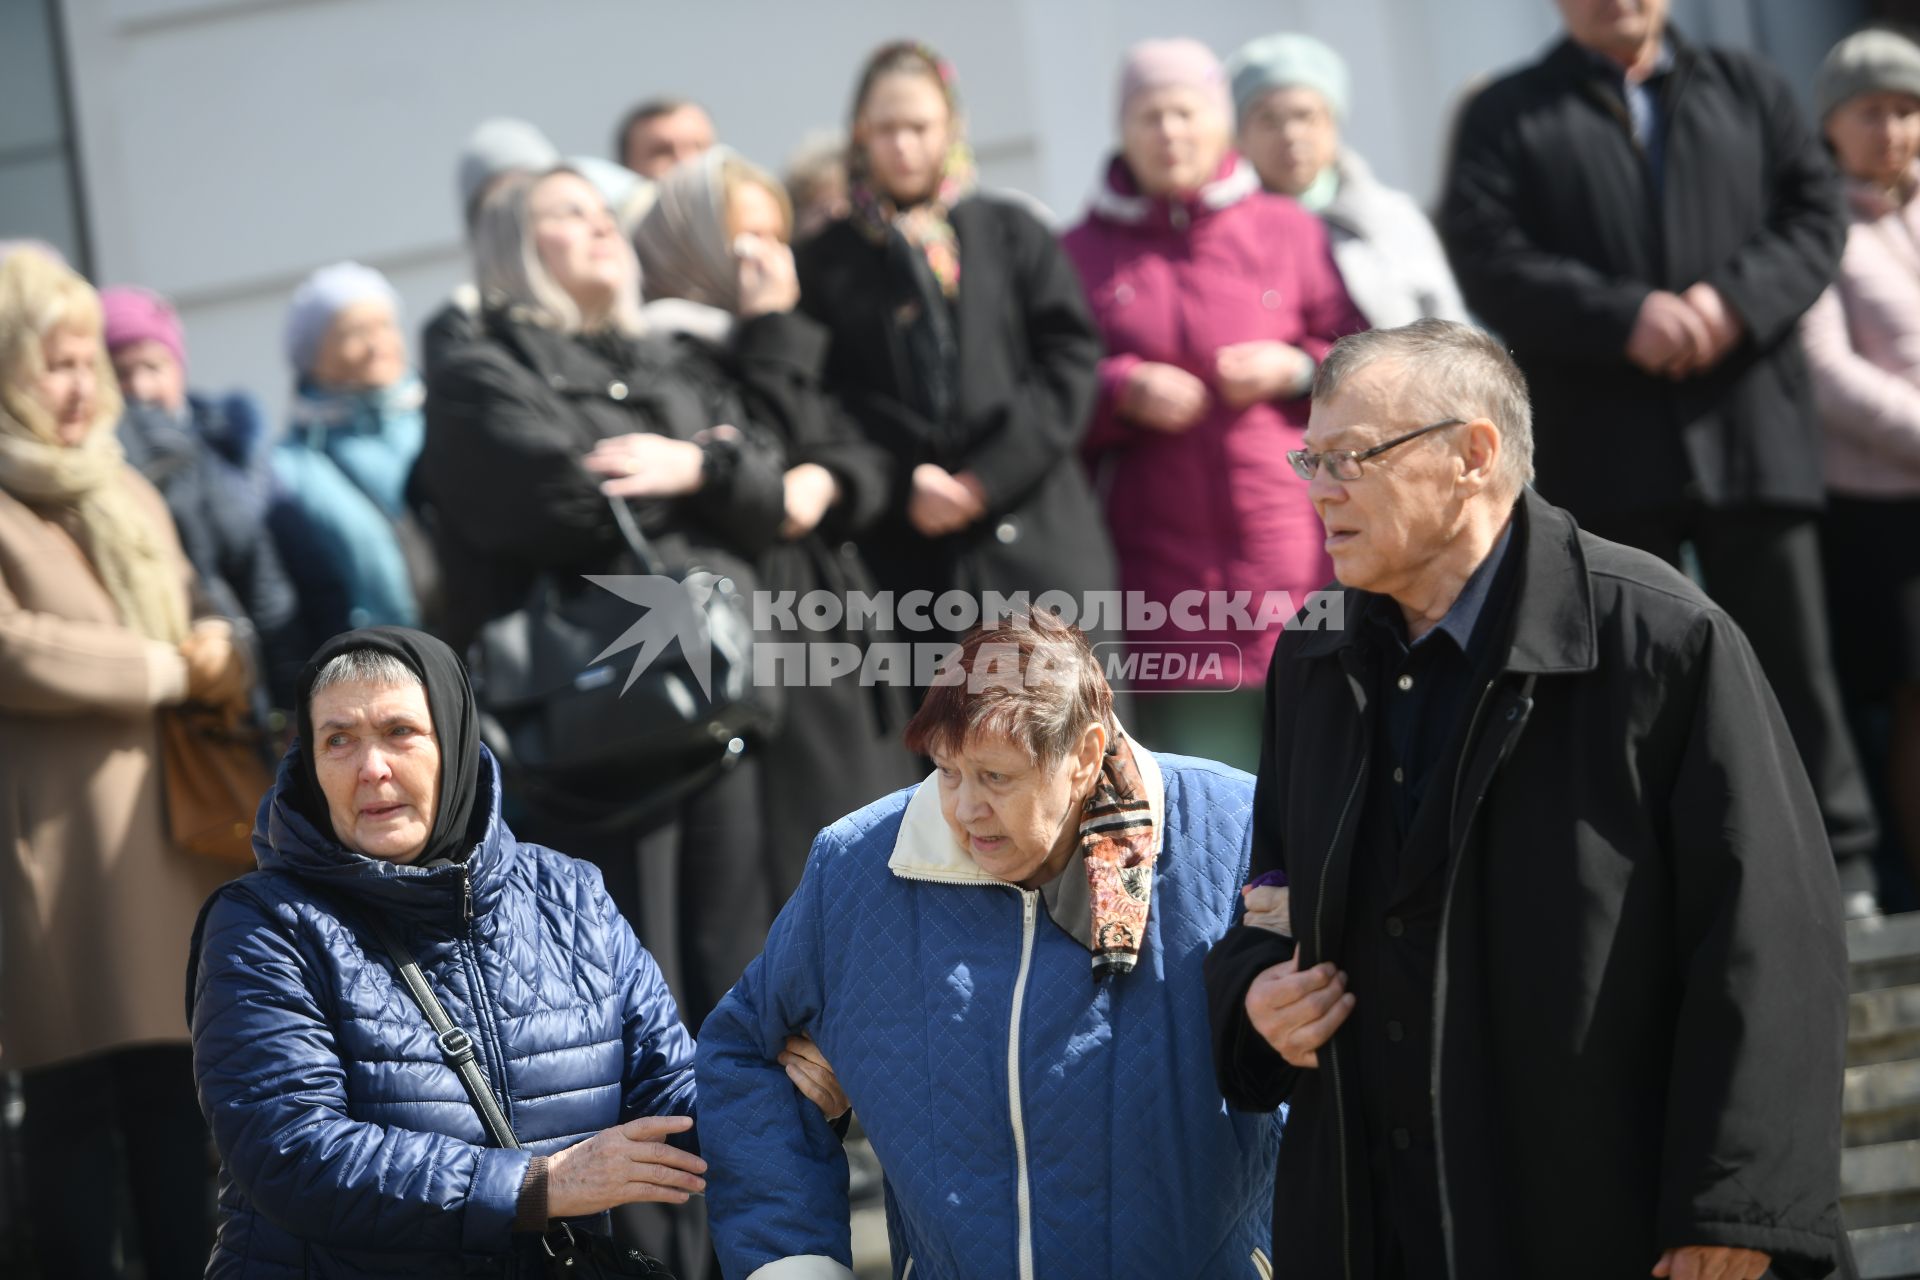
[188,627,843,1278]
[696,610,1280,1279]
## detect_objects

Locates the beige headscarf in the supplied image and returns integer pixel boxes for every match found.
[0,251,188,644]
[634,146,796,338]
[636,147,745,315]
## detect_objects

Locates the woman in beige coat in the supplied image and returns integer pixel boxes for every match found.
[0,248,249,1279]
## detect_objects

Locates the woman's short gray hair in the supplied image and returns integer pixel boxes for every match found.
[310,649,421,699]
[470,167,643,336]
[1312,319,1535,496]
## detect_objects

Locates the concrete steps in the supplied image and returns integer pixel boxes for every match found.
[1847,916,1920,1278]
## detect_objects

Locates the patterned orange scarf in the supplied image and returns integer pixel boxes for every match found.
[847,42,977,298]
[1079,735,1158,980]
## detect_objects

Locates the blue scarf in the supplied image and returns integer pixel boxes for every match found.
[287,376,425,519]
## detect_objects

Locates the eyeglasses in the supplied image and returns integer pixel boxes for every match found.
[1286,418,1468,482]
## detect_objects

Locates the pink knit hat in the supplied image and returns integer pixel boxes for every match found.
[100,285,187,373]
[1117,37,1233,125]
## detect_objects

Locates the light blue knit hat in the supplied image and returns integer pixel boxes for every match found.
[1225,33,1351,123]
[284,261,400,376]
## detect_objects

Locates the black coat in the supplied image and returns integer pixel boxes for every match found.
[795,195,1118,622]
[411,311,786,654]
[419,290,482,384]
[1205,491,1849,1280]
[1438,35,1846,516]
[663,310,917,902]
[118,400,304,706]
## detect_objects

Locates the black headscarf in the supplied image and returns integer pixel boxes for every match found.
[291,627,484,865]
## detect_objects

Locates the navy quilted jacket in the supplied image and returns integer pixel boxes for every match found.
[188,747,697,1278]
[697,751,1280,1280]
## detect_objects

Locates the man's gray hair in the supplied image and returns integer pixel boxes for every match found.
[310,649,421,699]
[470,167,644,336]
[1312,319,1535,495]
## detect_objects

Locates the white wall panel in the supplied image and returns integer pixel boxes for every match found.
[48,0,1868,419]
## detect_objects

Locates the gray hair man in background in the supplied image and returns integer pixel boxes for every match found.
[1438,0,1878,919]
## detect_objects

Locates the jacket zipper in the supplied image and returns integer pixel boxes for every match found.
[453,866,513,1127]
[1431,675,1532,1280]
[1008,889,1039,1280]
[1313,754,1367,1280]
[885,867,1041,1275]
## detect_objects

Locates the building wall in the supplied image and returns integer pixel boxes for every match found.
[40,0,1866,420]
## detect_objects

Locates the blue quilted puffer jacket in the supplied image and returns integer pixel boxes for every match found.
[188,747,697,1278]
[697,749,1280,1280]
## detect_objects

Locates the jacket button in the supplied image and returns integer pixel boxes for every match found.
[1262,289,1281,309]
[608,381,629,400]
[1114,283,1135,305]
[1397,674,1414,691]
[1386,1020,1405,1043]
[996,520,1018,544]
[1385,916,1405,938]
[1392,766,1404,784]
[1391,1128,1411,1151]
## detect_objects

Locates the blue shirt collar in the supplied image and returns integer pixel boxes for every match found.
[1421,519,1516,652]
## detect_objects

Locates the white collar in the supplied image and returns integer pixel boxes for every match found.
[886,733,1165,888]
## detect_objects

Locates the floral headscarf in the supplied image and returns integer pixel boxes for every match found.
[847,41,978,298]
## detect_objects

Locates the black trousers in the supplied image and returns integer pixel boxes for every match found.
[516,758,771,1280]
[19,1044,213,1280]
[1578,504,1879,882]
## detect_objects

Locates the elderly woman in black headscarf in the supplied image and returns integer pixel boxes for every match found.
[187,627,844,1279]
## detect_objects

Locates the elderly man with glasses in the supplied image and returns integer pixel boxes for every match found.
[1207,319,1850,1280]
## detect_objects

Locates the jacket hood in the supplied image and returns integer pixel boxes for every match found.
[1084,152,1261,232]
[250,740,512,929]
[188,391,269,469]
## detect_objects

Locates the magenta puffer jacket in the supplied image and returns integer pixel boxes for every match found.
[1064,155,1367,689]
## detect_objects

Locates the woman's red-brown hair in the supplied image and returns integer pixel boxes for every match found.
[904,610,1115,767]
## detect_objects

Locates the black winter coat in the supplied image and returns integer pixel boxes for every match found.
[1205,492,1849,1279]
[118,400,304,705]
[796,195,1118,626]
[1438,35,1846,516]
[411,311,787,654]
[662,310,916,901]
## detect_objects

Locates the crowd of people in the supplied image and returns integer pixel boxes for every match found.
[1,1,1916,1275]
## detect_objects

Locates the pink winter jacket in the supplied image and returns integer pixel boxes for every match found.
[1063,155,1367,688]
[1800,167,1920,498]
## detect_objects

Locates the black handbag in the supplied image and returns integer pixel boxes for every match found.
[357,909,676,1279]
[470,494,777,827]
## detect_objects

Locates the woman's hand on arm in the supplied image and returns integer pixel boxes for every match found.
[544,1115,708,1217]
[779,1035,849,1121]
[585,434,707,499]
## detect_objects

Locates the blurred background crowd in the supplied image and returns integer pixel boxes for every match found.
[2,0,1918,1275]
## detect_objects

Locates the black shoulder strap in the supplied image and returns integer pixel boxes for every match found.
[359,911,521,1150]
